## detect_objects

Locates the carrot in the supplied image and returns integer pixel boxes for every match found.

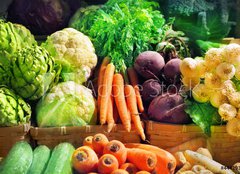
[72,146,98,173]
[100,63,115,125]
[127,148,157,172]
[127,67,144,113]
[98,154,119,174]
[103,140,127,166]
[125,143,176,174]
[165,137,207,154]
[107,95,115,133]
[120,163,138,174]
[125,85,145,140]
[111,169,129,174]
[83,136,93,149]
[98,57,111,112]
[136,171,151,174]
[113,73,131,132]
[92,133,109,156]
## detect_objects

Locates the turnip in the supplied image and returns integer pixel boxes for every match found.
[163,58,182,80]
[134,51,165,79]
[141,79,162,103]
[148,93,191,124]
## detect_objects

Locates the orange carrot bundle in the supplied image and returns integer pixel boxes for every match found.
[124,85,145,140]
[72,146,98,173]
[98,154,119,174]
[120,163,138,174]
[103,140,127,166]
[125,143,177,174]
[100,63,115,125]
[92,133,109,156]
[127,67,144,113]
[112,74,131,132]
[83,136,93,149]
[126,148,157,172]
[98,57,111,111]
[111,169,129,174]
[107,95,115,133]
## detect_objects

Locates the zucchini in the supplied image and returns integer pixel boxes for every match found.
[0,141,33,174]
[27,145,51,174]
[44,143,75,174]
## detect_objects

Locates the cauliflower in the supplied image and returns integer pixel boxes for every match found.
[43,28,98,84]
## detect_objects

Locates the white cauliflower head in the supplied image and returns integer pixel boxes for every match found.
[43,28,98,84]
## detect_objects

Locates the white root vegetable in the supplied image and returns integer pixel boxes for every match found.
[174,151,187,168]
[196,148,213,159]
[184,150,235,174]
[176,162,192,174]
[192,165,206,173]
[232,162,240,174]
[199,169,213,174]
[181,171,196,174]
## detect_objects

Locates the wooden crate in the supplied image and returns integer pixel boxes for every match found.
[146,121,240,166]
[30,124,143,149]
[0,123,30,157]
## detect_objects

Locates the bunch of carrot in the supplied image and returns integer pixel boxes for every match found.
[72,133,177,174]
[97,57,145,140]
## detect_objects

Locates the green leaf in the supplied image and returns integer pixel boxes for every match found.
[232,77,240,91]
[185,99,222,136]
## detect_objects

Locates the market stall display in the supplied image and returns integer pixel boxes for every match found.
[0,0,240,173]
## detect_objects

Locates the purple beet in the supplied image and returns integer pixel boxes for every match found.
[163,58,182,80]
[141,79,162,103]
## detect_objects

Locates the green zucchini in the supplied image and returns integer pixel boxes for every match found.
[27,145,51,174]
[44,143,75,174]
[0,141,33,174]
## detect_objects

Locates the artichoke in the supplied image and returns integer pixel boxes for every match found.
[0,20,36,85]
[0,86,31,126]
[9,45,60,100]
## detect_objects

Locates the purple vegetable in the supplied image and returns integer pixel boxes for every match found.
[148,93,191,124]
[7,0,71,35]
[141,79,162,103]
[134,51,165,79]
[163,58,182,80]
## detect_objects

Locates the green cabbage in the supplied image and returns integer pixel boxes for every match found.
[36,81,97,127]
[0,20,36,85]
[0,86,31,126]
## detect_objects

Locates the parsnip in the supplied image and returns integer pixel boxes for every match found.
[184,150,235,174]
[175,151,187,168]
[176,162,192,174]
[196,148,212,159]
[181,171,196,174]
[199,169,213,174]
[232,162,240,174]
[192,165,205,173]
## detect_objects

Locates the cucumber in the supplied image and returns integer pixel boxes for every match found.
[27,145,51,174]
[0,141,33,174]
[44,143,75,174]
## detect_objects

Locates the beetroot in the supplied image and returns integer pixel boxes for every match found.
[134,51,165,79]
[148,93,191,124]
[141,79,162,103]
[163,59,182,80]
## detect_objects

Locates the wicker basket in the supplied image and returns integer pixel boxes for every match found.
[146,121,240,166]
[30,124,142,149]
[0,123,30,157]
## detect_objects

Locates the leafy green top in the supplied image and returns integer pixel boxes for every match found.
[70,0,169,72]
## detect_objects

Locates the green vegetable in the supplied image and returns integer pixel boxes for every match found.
[0,86,31,126]
[27,145,51,174]
[185,99,222,136]
[8,45,60,100]
[44,143,74,174]
[42,28,97,84]
[195,40,225,56]
[70,0,169,72]
[232,77,240,91]
[0,20,36,85]
[36,81,97,127]
[0,141,33,174]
